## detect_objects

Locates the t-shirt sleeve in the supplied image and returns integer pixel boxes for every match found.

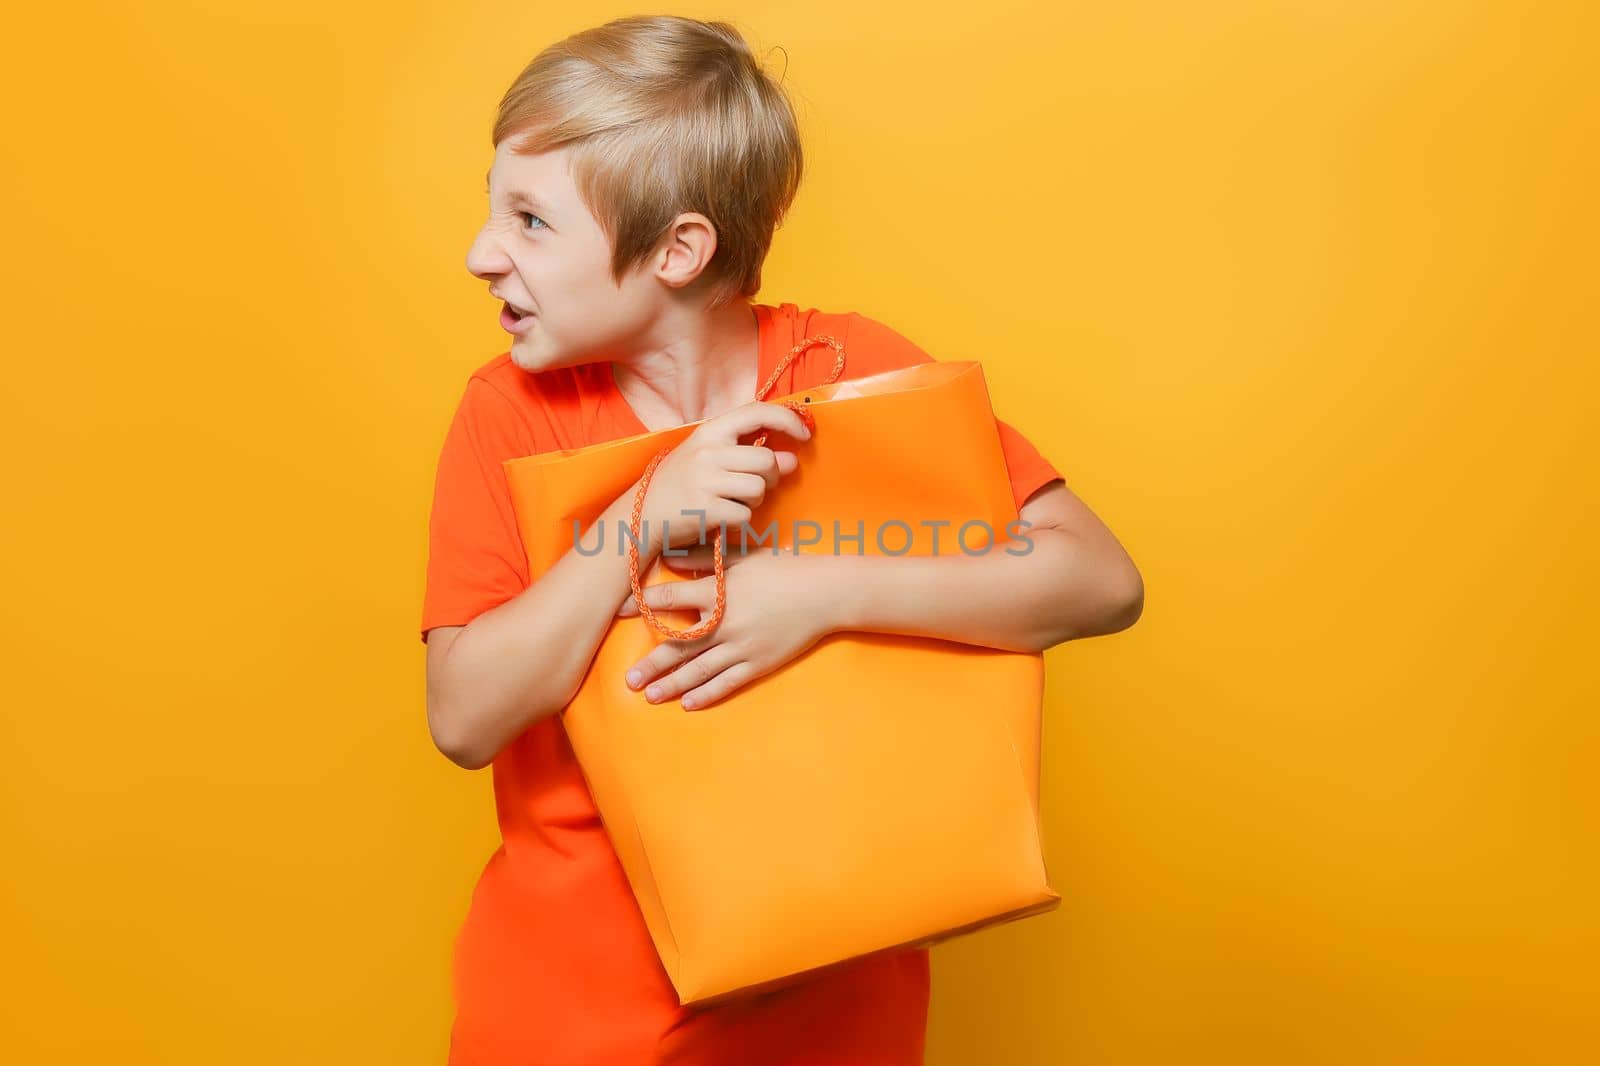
[846,312,1066,512]
[419,376,535,643]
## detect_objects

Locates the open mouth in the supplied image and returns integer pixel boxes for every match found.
[500,301,536,331]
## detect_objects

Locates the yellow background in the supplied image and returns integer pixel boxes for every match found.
[3,2,1594,1063]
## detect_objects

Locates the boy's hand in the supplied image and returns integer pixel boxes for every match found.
[618,545,838,710]
[640,401,809,554]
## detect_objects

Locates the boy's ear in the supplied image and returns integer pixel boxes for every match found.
[655,211,718,290]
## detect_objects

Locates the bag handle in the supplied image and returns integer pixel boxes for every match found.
[626,334,847,640]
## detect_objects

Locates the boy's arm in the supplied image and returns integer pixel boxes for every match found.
[421,373,663,770]
[426,479,656,770]
[824,479,1143,652]
[830,313,1138,648]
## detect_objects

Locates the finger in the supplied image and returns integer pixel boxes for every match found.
[617,576,694,611]
[643,644,744,706]
[714,471,769,504]
[625,634,716,692]
[617,588,672,617]
[713,401,812,445]
[716,444,775,473]
[661,546,719,571]
[681,660,759,711]
[720,445,798,480]
[619,576,715,618]
[735,446,798,492]
[664,541,755,571]
[712,447,797,508]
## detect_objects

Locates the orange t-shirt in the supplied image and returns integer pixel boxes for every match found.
[420,302,1064,1064]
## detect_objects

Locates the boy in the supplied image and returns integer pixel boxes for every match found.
[421,14,1143,1064]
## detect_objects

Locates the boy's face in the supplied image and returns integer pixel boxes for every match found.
[467,138,665,373]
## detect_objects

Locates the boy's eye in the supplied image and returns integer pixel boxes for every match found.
[521,212,547,231]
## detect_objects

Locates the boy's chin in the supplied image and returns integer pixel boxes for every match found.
[507,330,599,376]
[507,336,551,373]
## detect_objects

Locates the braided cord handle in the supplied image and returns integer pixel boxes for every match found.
[625,334,847,640]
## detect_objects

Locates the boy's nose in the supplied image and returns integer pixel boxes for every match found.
[465,229,511,279]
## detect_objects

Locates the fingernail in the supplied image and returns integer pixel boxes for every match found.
[645,684,662,701]
[681,696,697,710]
[626,669,641,688]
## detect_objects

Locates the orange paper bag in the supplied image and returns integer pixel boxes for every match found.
[502,357,1060,1008]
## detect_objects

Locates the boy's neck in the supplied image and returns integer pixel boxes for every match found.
[610,300,760,430]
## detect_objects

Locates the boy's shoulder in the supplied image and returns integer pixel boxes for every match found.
[458,350,600,434]
[463,350,586,398]
[774,301,938,380]
[442,350,603,459]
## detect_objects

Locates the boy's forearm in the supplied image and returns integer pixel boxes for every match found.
[434,480,654,768]
[826,527,1142,653]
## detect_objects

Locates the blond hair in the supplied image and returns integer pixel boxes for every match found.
[492,15,804,312]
